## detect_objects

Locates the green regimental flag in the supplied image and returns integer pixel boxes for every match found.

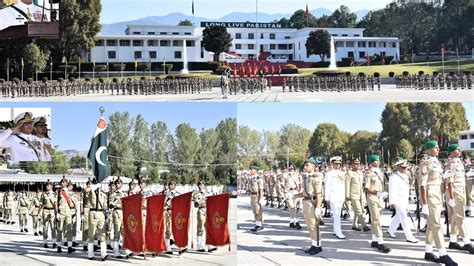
[33,0,39,5]
[87,117,110,183]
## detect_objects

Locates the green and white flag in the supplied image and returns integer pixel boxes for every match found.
[88,117,109,183]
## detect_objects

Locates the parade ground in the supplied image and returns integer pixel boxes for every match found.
[237,196,474,265]
[2,85,473,102]
[0,198,237,266]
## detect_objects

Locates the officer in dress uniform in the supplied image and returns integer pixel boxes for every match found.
[325,156,346,239]
[345,158,370,232]
[364,155,390,253]
[249,165,264,232]
[0,112,39,163]
[444,144,474,254]
[419,141,457,265]
[40,181,56,248]
[31,117,52,162]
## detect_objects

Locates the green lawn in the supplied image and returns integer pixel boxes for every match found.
[299,59,474,77]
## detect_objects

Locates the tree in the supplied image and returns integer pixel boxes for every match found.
[289,9,318,29]
[329,5,357,28]
[150,121,172,163]
[132,114,152,176]
[308,123,349,159]
[397,139,414,163]
[69,155,86,169]
[237,125,263,157]
[215,118,237,185]
[178,19,193,26]
[50,147,70,174]
[306,30,331,61]
[172,123,200,164]
[23,43,49,79]
[279,124,311,167]
[108,112,135,178]
[198,128,219,165]
[348,130,379,164]
[202,26,233,61]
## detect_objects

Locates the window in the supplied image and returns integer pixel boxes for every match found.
[173,40,181,47]
[95,40,104,46]
[270,33,275,40]
[470,134,474,139]
[471,143,474,149]
[285,36,291,39]
[368,42,376,47]
[392,42,397,48]
[119,40,130,46]
[133,32,140,35]
[260,33,264,39]
[147,32,155,35]
[160,40,169,46]
[236,33,241,39]
[149,51,157,59]
[379,42,387,48]
[147,40,158,46]
[172,32,179,35]
[332,34,337,37]
[354,34,360,37]
[381,51,386,56]
[460,134,468,140]
[235,44,242,49]
[278,44,287,50]
[133,40,143,46]
[160,32,167,35]
[342,34,348,37]
[248,44,254,49]
[288,44,293,49]
[346,41,354,47]
[184,32,191,35]
[359,51,366,58]
[134,51,142,59]
[248,33,254,39]
[358,41,366,48]
[348,51,354,58]
[186,40,195,47]
[174,51,182,59]
[336,42,344,48]
[106,40,117,46]
[107,51,116,59]
[270,44,275,50]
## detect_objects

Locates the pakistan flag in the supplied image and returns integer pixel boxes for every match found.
[87,117,110,183]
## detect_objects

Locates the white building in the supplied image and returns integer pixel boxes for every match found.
[90,22,400,64]
[459,130,474,152]
[393,0,443,4]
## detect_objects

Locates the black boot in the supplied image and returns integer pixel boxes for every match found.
[57,246,62,253]
[466,210,471,217]
[39,231,43,235]
[438,255,458,266]
[68,247,75,253]
[24,228,28,232]
[250,226,263,232]
[83,246,87,251]
[370,241,378,248]
[52,243,57,248]
[377,244,391,253]
[34,232,38,236]
[448,242,463,250]
[319,220,324,226]
[295,222,302,230]
[20,229,24,232]
[101,255,109,261]
[43,243,49,248]
[352,226,361,231]
[289,223,295,228]
[308,246,322,255]
[363,226,371,232]
[462,243,474,254]
[424,252,439,263]
[107,244,113,250]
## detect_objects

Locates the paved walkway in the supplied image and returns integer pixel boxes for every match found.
[2,86,473,102]
[237,196,474,265]
[0,199,237,266]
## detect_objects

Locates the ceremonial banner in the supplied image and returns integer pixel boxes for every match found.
[145,195,166,253]
[171,192,192,248]
[122,194,144,252]
[87,117,109,183]
[206,193,230,246]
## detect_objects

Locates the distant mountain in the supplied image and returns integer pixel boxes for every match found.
[60,150,87,160]
[101,9,370,35]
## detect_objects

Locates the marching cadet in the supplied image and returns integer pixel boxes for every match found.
[249,165,264,232]
[106,181,116,250]
[109,178,126,259]
[0,191,4,222]
[4,189,14,224]
[81,180,92,251]
[298,157,323,255]
[31,117,52,162]
[285,167,302,230]
[387,156,419,243]
[30,190,42,236]
[164,180,179,254]
[40,181,56,248]
[345,158,370,232]
[419,141,457,265]
[67,182,79,247]
[193,181,217,252]
[466,157,474,217]
[87,179,109,261]
[269,172,277,208]
[276,169,285,208]
[325,156,346,239]
[0,112,39,163]
[444,144,474,254]
[364,155,390,253]
[18,191,30,232]
[56,178,75,253]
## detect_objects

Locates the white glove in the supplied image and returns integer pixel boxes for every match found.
[442,170,453,180]
[422,205,429,216]
[314,208,322,220]
[448,198,455,207]
[377,192,388,199]
[81,216,85,221]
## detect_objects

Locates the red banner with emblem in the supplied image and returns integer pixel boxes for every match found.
[171,192,192,248]
[145,194,166,253]
[122,194,144,252]
[206,193,230,246]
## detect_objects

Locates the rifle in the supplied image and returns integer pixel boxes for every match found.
[444,201,449,237]
[415,184,420,231]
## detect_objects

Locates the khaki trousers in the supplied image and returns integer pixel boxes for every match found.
[367,196,382,237]
[302,200,320,241]
[250,195,263,223]
[351,198,367,228]
[425,187,445,249]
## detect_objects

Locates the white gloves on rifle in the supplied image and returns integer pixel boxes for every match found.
[377,191,388,199]
[314,208,322,220]
[422,204,429,216]
[448,198,455,207]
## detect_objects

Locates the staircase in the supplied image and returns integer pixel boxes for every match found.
[258,51,272,61]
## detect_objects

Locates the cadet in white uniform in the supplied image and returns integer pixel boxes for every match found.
[325,156,346,239]
[31,116,52,162]
[0,112,39,163]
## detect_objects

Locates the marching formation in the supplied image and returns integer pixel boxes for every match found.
[238,141,474,265]
[395,73,473,90]
[0,177,230,261]
[282,75,381,92]
[0,78,213,98]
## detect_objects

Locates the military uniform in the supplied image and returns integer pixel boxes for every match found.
[87,185,108,260]
[193,186,213,252]
[30,193,42,235]
[109,180,126,258]
[31,116,52,162]
[249,169,264,231]
[81,185,92,250]
[18,193,30,232]
[325,157,346,238]
[285,171,302,229]
[56,185,75,253]
[466,159,474,216]
[345,162,369,231]
[0,112,39,163]
[4,191,14,224]
[165,186,178,253]
[41,187,57,247]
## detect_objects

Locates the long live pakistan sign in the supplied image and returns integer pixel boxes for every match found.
[201,22,288,29]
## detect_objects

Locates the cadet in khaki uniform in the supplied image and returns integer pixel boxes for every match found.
[4,190,14,224]
[165,181,178,254]
[68,182,79,247]
[249,166,264,232]
[445,144,474,254]
[276,170,285,208]
[466,157,474,216]
[30,190,42,236]
[87,179,109,261]
[56,178,75,253]
[286,169,302,229]
[419,141,457,265]
[18,191,30,232]
[193,181,217,252]
[109,178,126,259]
[298,157,323,255]
[81,180,92,251]
[345,158,370,232]
[40,181,56,248]
[364,155,390,253]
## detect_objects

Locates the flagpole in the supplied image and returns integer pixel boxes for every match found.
[21,57,24,81]
[255,0,259,61]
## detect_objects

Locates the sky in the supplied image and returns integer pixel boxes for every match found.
[237,102,474,133]
[0,102,237,151]
[100,0,393,24]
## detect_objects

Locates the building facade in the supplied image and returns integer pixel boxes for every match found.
[393,0,444,4]
[459,130,474,152]
[90,22,400,64]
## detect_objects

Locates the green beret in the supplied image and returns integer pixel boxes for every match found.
[424,140,438,150]
[307,157,317,165]
[251,165,260,170]
[447,144,459,154]
[368,155,379,164]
